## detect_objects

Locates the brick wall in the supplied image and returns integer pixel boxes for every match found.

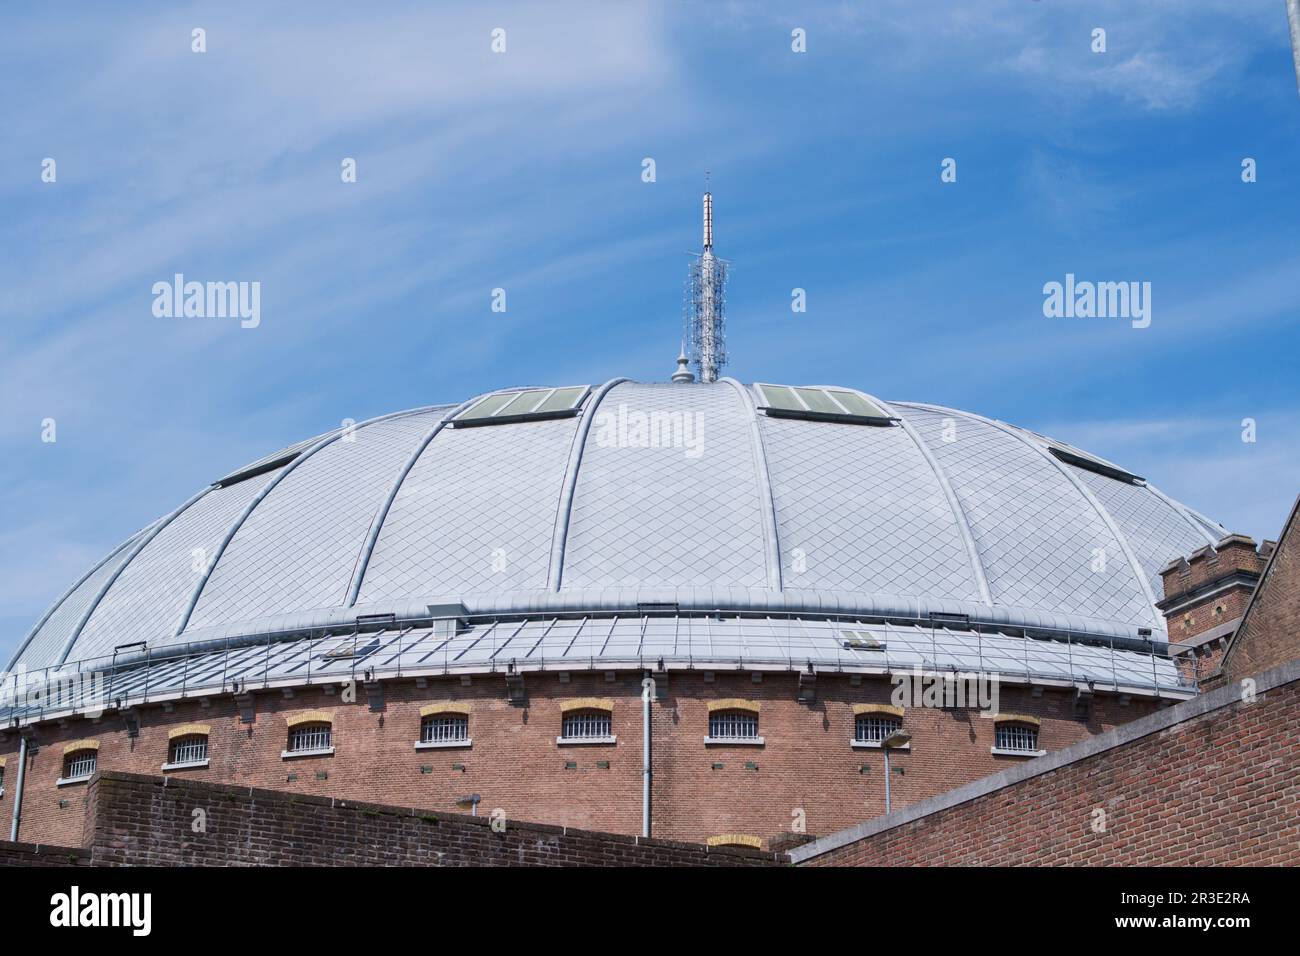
[791,660,1300,867]
[1159,534,1270,655]
[1220,497,1300,685]
[0,841,88,867]
[0,671,1161,848]
[60,771,784,866]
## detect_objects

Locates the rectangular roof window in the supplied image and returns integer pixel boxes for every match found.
[754,383,897,426]
[215,429,335,487]
[825,389,890,419]
[756,384,801,410]
[452,386,590,427]
[1048,442,1144,485]
[495,390,548,416]
[794,387,843,415]
[460,392,516,419]
[534,386,587,414]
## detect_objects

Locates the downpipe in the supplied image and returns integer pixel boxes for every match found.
[9,735,29,841]
[642,671,652,838]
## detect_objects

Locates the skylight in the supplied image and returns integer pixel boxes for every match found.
[754,383,896,426]
[840,629,886,651]
[1046,441,1144,485]
[452,386,589,427]
[215,429,336,487]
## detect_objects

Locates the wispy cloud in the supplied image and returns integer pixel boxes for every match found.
[1,0,1296,660]
[1037,413,1300,543]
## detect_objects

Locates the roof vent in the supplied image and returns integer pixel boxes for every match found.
[637,602,680,616]
[840,629,885,651]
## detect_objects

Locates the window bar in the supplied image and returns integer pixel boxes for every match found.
[422,715,468,743]
[562,712,612,739]
[709,712,758,739]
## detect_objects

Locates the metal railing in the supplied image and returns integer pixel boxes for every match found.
[0,608,1203,727]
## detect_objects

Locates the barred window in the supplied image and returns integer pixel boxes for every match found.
[561,710,611,740]
[287,723,332,753]
[169,735,208,766]
[64,750,97,781]
[421,714,469,744]
[855,714,902,744]
[708,711,759,741]
[995,723,1039,752]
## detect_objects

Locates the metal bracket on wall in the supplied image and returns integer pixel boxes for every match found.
[234,692,256,724]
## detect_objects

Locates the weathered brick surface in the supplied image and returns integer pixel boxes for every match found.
[0,671,1158,848]
[1160,534,1269,650]
[70,771,785,867]
[1221,498,1299,684]
[1162,534,1270,597]
[0,841,88,867]
[794,667,1300,867]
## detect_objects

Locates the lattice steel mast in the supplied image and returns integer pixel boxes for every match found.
[685,191,728,383]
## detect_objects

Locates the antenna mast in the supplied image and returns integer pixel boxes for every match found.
[686,190,728,383]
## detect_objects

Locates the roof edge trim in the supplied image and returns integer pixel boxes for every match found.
[5,523,156,671]
[174,408,435,637]
[722,377,783,591]
[883,399,993,606]
[55,486,214,666]
[908,403,1162,628]
[548,378,631,592]
[345,398,487,607]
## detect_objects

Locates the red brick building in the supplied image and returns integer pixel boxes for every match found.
[0,370,1240,852]
[792,495,1300,866]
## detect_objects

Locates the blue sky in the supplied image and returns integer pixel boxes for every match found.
[2,1,1298,660]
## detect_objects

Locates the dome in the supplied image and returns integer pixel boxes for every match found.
[10,378,1226,675]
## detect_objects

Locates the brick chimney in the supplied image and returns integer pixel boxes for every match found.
[1157,533,1274,680]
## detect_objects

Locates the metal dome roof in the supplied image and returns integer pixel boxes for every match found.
[10,378,1226,674]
